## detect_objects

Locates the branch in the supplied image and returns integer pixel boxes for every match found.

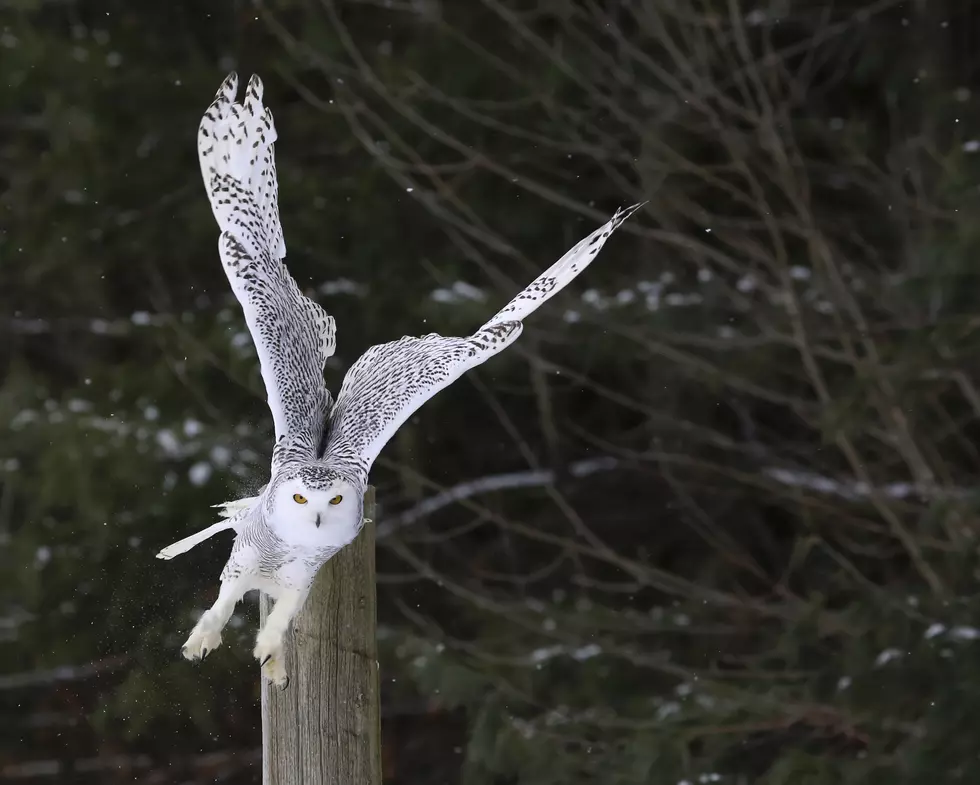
[376,456,621,537]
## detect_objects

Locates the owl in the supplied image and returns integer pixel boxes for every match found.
[156,73,640,687]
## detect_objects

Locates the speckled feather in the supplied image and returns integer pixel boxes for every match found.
[320,202,643,476]
[198,72,640,491]
[198,72,334,472]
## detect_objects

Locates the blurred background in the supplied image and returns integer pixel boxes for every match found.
[4,0,980,782]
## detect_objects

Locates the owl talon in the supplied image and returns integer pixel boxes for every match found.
[182,622,222,662]
[259,655,289,688]
[254,627,288,687]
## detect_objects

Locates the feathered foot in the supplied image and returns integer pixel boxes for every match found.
[253,587,307,689]
[182,620,222,662]
[254,626,288,689]
[179,576,247,661]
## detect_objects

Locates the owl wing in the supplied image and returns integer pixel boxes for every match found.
[198,73,335,469]
[321,204,642,474]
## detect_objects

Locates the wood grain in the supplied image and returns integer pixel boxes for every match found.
[261,487,381,785]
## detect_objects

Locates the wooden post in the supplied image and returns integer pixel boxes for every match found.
[260,487,381,785]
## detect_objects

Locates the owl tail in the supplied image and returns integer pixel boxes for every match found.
[155,520,236,560]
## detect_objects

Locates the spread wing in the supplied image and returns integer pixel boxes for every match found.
[198,73,335,469]
[321,204,643,475]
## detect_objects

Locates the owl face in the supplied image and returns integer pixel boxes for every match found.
[267,474,363,549]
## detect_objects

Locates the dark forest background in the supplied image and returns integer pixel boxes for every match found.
[5,0,980,782]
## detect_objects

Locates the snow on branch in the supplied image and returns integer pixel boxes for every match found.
[378,459,972,539]
[762,467,971,501]
[376,456,621,537]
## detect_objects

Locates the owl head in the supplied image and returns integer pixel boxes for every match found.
[265,463,364,549]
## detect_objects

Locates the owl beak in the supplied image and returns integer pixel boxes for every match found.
[315,513,322,528]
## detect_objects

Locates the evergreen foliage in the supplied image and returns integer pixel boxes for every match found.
[4,1,980,783]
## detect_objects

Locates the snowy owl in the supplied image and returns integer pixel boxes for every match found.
[156,72,641,688]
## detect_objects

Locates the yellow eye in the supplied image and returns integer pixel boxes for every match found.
[329,494,343,505]
[293,493,308,505]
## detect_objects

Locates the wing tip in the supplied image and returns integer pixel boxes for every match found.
[220,71,239,98]
[610,201,646,228]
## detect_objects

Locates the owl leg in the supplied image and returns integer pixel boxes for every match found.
[254,587,308,688]
[181,575,247,661]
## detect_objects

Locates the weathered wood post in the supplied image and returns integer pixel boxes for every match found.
[260,487,381,785]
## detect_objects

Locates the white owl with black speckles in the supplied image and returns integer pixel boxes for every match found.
[156,72,641,688]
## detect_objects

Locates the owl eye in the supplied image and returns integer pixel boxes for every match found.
[329,494,343,505]
[293,493,308,504]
